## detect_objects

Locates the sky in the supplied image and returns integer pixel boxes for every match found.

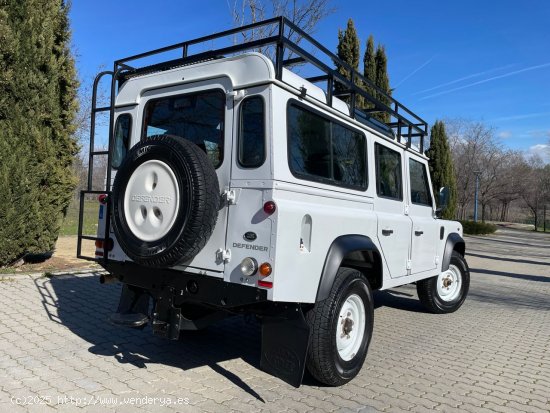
[69,0,550,161]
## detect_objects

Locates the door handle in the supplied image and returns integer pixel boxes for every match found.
[415,230,424,236]
[382,229,394,236]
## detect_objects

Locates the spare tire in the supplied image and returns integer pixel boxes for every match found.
[111,134,220,268]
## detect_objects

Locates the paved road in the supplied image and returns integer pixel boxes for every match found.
[0,228,549,412]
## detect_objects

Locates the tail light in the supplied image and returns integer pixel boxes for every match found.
[263,201,276,215]
[98,194,108,204]
[95,238,114,251]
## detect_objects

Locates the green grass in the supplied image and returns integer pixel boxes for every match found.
[59,199,100,236]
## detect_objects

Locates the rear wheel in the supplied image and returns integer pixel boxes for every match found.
[306,267,373,386]
[417,251,470,314]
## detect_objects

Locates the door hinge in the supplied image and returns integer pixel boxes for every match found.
[406,259,412,270]
[404,204,410,215]
[435,256,439,266]
[216,248,232,263]
[227,90,245,102]
[223,189,237,205]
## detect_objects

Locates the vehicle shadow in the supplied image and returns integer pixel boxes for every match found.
[34,273,267,401]
[470,268,550,283]
[467,252,550,267]
[373,289,427,313]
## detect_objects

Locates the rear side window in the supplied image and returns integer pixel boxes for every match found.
[238,97,265,168]
[287,103,367,189]
[142,90,225,168]
[375,143,402,200]
[409,158,432,206]
[112,114,132,169]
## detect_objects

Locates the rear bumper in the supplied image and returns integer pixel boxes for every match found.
[103,261,268,310]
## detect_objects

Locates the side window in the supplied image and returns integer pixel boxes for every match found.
[239,97,265,168]
[332,123,367,187]
[409,158,432,207]
[287,103,367,189]
[112,114,131,169]
[375,143,402,200]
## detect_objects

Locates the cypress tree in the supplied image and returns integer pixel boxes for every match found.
[362,35,376,110]
[0,0,79,265]
[335,18,363,107]
[374,45,391,123]
[426,121,458,220]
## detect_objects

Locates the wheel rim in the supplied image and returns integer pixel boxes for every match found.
[123,160,180,242]
[437,264,462,302]
[336,293,366,361]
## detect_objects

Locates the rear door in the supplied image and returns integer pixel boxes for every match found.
[139,78,233,273]
[407,155,438,274]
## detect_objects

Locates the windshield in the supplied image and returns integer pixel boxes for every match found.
[142,89,225,168]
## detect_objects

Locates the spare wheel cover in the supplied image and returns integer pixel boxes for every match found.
[111,134,220,268]
[124,159,180,242]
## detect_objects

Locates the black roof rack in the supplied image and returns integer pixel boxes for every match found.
[114,16,428,152]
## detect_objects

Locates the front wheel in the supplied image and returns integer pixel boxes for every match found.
[306,267,374,386]
[417,251,470,314]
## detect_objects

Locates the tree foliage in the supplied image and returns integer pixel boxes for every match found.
[335,18,363,107]
[229,0,334,58]
[373,45,391,122]
[334,25,391,122]
[0,0,79,266]
[447,118,550,227]
[426,121,457,219]
[362,35,376,110]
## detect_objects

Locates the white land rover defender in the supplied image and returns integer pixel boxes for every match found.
[78,17,469,387]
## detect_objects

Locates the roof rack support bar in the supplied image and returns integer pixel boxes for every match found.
[327,75,333,107]
[306,75,329,83]
[283,57,306,66]
[275,18,285,80]
[350,71,356,118]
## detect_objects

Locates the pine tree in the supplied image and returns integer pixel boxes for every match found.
[362,35,376,110]
[0,0,79,265]
[426,121,458,220]
[374,45,391,123]
[335,18,363,108]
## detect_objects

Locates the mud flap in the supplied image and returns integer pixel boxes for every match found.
[260,305,310,388]
[109,284,150,328]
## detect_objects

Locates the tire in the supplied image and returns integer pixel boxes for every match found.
[111,134,220,268]
[417,251,470,314]
[306,267,374,386]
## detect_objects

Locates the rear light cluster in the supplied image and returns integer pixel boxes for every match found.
[239,259,273,289]
[236,200,276,288]
[95,238,114,257]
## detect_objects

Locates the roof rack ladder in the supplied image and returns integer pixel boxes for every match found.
[76,69,118,263]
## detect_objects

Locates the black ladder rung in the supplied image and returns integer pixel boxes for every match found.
[93,106,112,113]
[80,235,105,242]
[90,150,109,156]
[81,190,111,195]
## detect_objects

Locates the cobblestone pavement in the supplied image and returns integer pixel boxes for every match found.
[0,228,549,412]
